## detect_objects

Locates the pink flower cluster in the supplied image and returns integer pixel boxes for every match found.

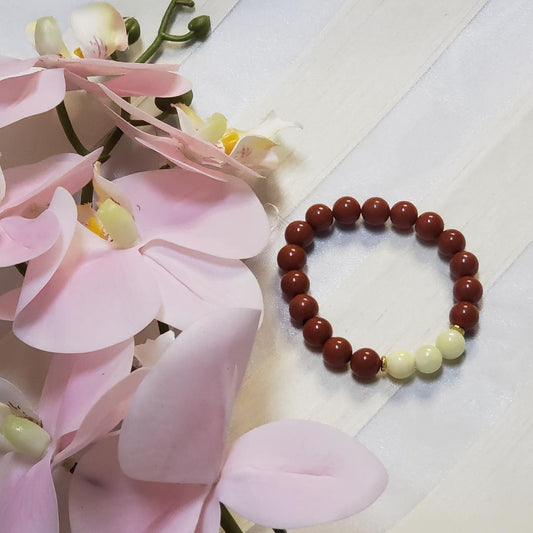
[0,3,387,532]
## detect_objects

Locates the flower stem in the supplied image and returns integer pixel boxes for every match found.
[220,504,243,533]
[55,101,90,156]
[136,0,195,63]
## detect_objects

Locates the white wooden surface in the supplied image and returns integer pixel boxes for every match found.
[2,1,533,532]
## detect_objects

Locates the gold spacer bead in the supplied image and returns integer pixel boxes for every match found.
[381,356,388,372]
[450,324,465,336]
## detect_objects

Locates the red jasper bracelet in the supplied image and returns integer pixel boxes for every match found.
[277,197,482,380]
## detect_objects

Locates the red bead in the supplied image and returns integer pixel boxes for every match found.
[277,244,306,271]
[289,294,319,324]
[450,301,479,331]
[438,229,466,256]
[390,201,418,230]
[322,337,352,369]
[285,220,314,248]
[303,317,333,347]
[280,270,310,298]
[453,276,483,304]
[450,251,479,278]
[305,204,333,232]
[350,348,382,379]
[361,197,390,226]
[333,196,361,225]
[415,212,444,241]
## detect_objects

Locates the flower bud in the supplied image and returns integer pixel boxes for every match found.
[124,17,141,45]
[188,15,211,40]
[155,90,194,113]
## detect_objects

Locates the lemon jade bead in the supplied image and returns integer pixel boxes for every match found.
[435,329,465,360]
[414,345,443,374]
[386,350,415,379]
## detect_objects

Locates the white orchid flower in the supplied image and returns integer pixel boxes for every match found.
[176,104,298,174]
[27,2,127,59]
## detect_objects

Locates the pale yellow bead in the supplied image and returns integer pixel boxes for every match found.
[435,328,465,360]
[415,344,443,374]
[1,415,51,458]
[386,350,415,379]
[97,198,139,249]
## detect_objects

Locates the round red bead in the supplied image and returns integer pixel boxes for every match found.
[453,276,483,304]
[438,229,466,256]
[390,201,418,230]
[450,251,479,278]
[362,197,390,226]
[281,270,310,298]
[450,301,479,331]
[333,196,361,225]
[285,220,314,248]
[305,204,333,232]
[303,317,333,347]
[415,212,444,241]
[350,348,382,379]
[289,294,319,324]
[322,337,352,369]
[277,244,306,271]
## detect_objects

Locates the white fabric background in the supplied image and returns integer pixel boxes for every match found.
[2,0,533,532]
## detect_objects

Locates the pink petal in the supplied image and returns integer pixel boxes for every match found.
[0,56,38,77]
[0,288,19,321]
[38,55,180,77]
[118,307,261,484]
[217,420,388,529]
[0,451,59,533]
[0,210,60,267]
[53,369,148,465]
[0,377,38,420]
[195,489,221,533]
[15,187,77,315]
[14,225,161,353]
[102,69,192,98]
[142,244,263,331]
[117,168,269,259]
[69,435,208,533]
[0,150,101,218]
[99,85,263,180]
[38,339,134,440]
[0,68,65,128]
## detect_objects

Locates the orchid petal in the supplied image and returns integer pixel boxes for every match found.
[0,69,65,128]
[0,210,60,267]
[0,150,101,218]
[134,331,175,368]
[117,168,269,258]
[38,339,133,440]
[0,56,38,78]
[230,135,279,174]
[53,369,148,465]
[0,377,38,420]
[34,17,69,57]
[175,105,201,136]
[0,452,58,533]
[0,288,20,321]
[15,187,77,315]
[103,69,192,98]
[119,307,261,484]
[217,420,388,529]
[92,163,133,212]
[142,244,263,331]
[70,2,127,59]
[0,165,5,203]
[70,435,208,533]
[14,225,160,353]
[195,489,221,533]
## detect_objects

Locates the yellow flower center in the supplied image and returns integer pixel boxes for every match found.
[221,130,240,155]
[73,47,84,58]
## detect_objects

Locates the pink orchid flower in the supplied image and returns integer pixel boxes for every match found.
[1,3,190,128]
[0,149,100,268]
[99,84,276,181]
[3,164,268,354]
[0,336,145,533]
[69,308,387,532]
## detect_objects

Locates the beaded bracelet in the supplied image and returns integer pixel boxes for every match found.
[277,197,482,380]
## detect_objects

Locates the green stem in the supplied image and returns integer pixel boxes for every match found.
[220,504,243,533]
[160,30,195,42]
[55,101,90,156]
[136,0,195,64]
